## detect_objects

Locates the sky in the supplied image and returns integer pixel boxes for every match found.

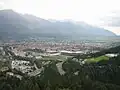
[0,0,120,35]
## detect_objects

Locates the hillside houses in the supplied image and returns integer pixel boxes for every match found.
[11,60,34,73]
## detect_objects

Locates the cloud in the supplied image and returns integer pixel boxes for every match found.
[98,11,120,27]
[0,0,10,9]
[107,18,120,27]
[0,2,4,9]
[0,0,12,9]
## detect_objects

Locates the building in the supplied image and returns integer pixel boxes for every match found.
[11,60,34,73]
[105,54,118,57]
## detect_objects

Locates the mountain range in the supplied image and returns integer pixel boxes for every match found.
[0,9,116,40]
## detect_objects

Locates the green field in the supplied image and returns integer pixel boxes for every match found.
[86,55,109,63]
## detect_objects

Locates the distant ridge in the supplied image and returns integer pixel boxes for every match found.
[0,9,116,40]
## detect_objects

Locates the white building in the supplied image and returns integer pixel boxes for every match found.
[11,60,33,73]
[105,54,118,58]
[36,56,42,59]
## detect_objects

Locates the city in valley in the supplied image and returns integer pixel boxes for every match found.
[0,39,119,79]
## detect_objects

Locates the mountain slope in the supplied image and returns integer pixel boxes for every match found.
[0,9,116,40]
